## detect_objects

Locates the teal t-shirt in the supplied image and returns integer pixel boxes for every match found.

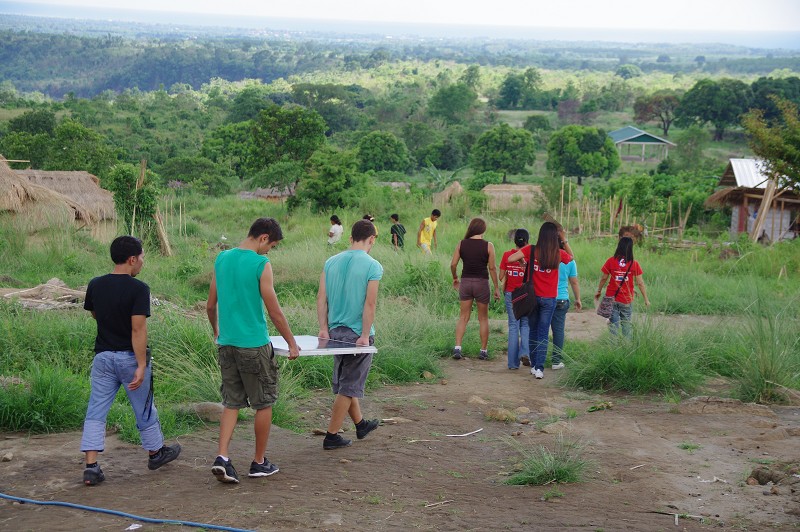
[215,248,270,348]
[557,259,578,300]
[324,249,383,336]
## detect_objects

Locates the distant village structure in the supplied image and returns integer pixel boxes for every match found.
[609,126,676,162]
[705,158,799,242]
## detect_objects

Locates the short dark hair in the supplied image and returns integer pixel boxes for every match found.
[514,228,529,248]
[248,217,283,242]
[363,214,375,222]
[431,209,441,217]
[390,213,399,221]
[110,236,143,265]
[351,220,377,242]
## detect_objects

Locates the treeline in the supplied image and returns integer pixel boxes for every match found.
[1,27,798,98]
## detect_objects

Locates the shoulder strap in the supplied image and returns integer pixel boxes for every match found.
[612,260,634,298]
[524,245,535,283]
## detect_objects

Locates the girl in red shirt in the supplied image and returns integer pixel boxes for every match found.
[595,237,650,337]
[508,222,573,379]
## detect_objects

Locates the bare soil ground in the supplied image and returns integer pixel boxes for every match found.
[2,312,799,531]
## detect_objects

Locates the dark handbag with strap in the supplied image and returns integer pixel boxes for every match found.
[511,246,536,320]
[596,260,633,319]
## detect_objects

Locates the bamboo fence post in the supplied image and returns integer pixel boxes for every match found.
[559,176,565,223]
[566,181,572,234]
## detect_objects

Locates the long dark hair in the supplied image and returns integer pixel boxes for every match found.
[464,218,486,239]
[330,215,341,225]
[534,222,560,270]
[614,236,634,263]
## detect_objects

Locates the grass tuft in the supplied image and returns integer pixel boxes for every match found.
[505,435,588,486]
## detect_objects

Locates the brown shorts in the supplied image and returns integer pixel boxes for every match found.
[218,343,278,410]
[459,277,490,304]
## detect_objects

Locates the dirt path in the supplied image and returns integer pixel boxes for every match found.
[2,313,799,531]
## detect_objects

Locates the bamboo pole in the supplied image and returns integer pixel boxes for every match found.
[566,181,572,234]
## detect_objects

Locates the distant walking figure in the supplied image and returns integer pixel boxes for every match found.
[596,236,650,338]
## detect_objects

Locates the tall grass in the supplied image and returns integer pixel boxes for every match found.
[0,364,88,433]
[561,319,705,395]
[506,435,588,486]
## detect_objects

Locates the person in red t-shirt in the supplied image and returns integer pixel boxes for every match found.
[507,222,573,379]
[499,228,531,369]
[595,236,650,338]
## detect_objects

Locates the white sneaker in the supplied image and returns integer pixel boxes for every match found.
[533,369,544,379]
[551,362,565,370]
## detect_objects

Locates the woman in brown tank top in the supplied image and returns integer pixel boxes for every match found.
[449,218,501,360]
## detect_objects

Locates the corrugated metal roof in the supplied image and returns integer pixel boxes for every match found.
[608,126,676,146]
[722,159,770,189]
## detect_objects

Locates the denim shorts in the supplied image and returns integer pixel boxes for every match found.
[330,326,374,398]
[218,343,278,410]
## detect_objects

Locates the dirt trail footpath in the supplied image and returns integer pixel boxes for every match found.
[3,345,800,531]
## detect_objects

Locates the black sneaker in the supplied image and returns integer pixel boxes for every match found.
[323,433,352,450]
[148,443,181,470]
[356,419,380,440]
[452,347,462,360]
[521,356,531,367]
[248,458,279,478]
[479,350,488,360]
[211,456,240,484]
[83,465,105,486]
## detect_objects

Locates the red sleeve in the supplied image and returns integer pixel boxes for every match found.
[499,250,509,271]
[601,257,614,274]
[523,245,532,263]
[632,261,643,276]
[559,249,572,264]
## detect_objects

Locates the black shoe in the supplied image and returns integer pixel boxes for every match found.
[521,356,531,367]
[356,419,380,440]
[211,456,240,484]
[148,443,181,470]
[479,350,488,360]
[83,465,105,486]
[323,433,352,450]
[248,458,279,478]
[452,347,462,360]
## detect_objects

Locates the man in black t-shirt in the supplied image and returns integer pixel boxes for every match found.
[80,236,181,486]
[390,213,406,251]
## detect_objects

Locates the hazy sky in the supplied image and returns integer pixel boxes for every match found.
[21,0,800,32]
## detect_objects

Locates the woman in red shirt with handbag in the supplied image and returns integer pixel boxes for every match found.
[596,236,650,338]
[508,222,573,379]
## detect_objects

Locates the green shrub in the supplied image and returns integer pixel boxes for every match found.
[506,436,588,486]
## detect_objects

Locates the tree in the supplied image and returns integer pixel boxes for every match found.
[251,104,327,168]
[546,125,621,185]
[103,163,160,230]
[470,123,536,183]
[459,65,481,91]
[672,125,712,171]
[496,73,525,109]
[228,86,278,123]
[357,131,411,172]
[523,115,552,133]
[675,78,752,141]
[615,64,642,80]
[45,119,117,177]
[427,83,477,124]
[158,156,233,196]
[418,137,466,170]
[202,121,257,179]
[292,147,368,211]
[750,76,800,121]
[743,97,800,191]
[249,160,306,191]
[9,109,56,136]
[0,132,51,168]
[633,90,681,136]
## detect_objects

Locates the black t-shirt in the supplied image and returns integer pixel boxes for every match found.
[390,223,406,247]
[84,274,151,353]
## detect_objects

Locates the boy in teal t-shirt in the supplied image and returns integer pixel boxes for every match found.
[317,220,383,450]
[207,218,300,484]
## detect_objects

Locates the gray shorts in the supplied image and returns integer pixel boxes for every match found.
[330,326,374,398]
[218,344,278,410]
[459,277,490,304]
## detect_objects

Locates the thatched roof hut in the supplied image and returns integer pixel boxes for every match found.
[14,169,116,221]
[482,184,545,211]
[433,181,464,206]
[0,157,94,226]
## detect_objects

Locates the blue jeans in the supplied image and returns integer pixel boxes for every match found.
[529,296,557,371]
[80,351,164,453]
[609,301,633,338]
[550,299,570,364]
[504,292,530,368]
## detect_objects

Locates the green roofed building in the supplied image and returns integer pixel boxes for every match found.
[608,126,676,162]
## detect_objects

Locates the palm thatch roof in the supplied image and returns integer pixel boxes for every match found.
[14,169,116,221]
[482,184,544,211]
[0,157,95,224]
